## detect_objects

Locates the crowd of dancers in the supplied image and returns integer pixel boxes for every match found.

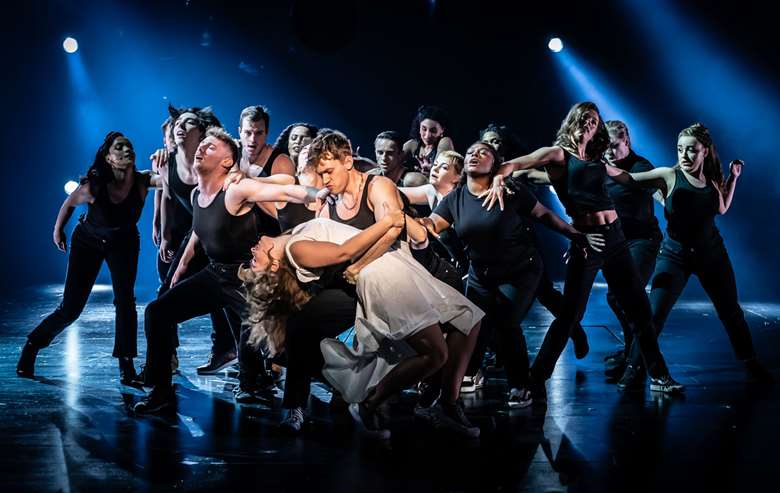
[16,101,775,439]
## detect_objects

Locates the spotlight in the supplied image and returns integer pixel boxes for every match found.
[63,37,78,54]
[64,180,78,195]
[548,37,563,53]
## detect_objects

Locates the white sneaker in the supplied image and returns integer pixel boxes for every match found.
[460,369,485,393]
[348,403,391,440]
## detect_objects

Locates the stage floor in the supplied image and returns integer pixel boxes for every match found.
[1,284,778,492]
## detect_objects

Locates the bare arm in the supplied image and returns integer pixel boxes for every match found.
[368,176,405,222]
[289,212,403,269]
[498,146,565,176]
[170,231,200,287]
[53,183,94,252]
[717,160,743,214]
[512,169,551,185]
[437,136,455,154]
[231,178,320,206]
[399,184,436,206]
[416,213,452,238]
[270,154,295,176]
[605,165,674,196]
[529,202,605,252]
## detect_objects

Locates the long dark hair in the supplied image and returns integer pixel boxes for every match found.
[82,131,127,192]
[167,103,223,131]
[553,102,609,160]
[677,123,725,190]
[408,105,450,141]
[273,122,319,154]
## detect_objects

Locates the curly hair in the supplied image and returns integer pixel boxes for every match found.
[409,105,450,141]
[677,123,725,190]
[479,123,529,161]
[238,261,311,356]
[553,102,609,160]
[273,122,319,155]
[82,131,128,191]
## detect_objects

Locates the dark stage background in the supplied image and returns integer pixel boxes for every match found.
[2,0,779,299]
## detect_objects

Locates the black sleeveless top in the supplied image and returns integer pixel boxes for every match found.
[605,152,661,240]
[193,189,262,264]
[664,168,721,246]
[168,151,197,214]
[277,177,316,231]
[249,146,285,236]
[327,174,377,230]
[85,170,147,230]
[549,150,614,217]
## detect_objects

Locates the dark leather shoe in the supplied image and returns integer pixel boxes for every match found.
[196,350,238,375]
[133,386,176,414]
[17,342,39,378]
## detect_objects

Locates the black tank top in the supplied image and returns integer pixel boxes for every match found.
[664,168,721,246]
[277,177,316,231]
[168,151,197,214]
[193,189,261,264]
[250,146,284,236]
[549,150,614,217]
[85,170,147,229]
[328,174,377,230]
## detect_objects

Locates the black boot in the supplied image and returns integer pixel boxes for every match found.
[17,341,39,378]
[119,357,137,385]
[133,385,176,414]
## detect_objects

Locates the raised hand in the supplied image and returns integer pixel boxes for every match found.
[729,159,744,178]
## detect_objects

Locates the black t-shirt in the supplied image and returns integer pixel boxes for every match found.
[605,152,662,240]
[433,180,539,267]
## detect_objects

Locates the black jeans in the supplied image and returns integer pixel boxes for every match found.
[281,286,358,409]
[626,236,756,366]
[606,236,661,353]
[144,262,260,388]
[159,230,239,355]
[465,256,543,389]
[531,221,669,381]
[535,268,588,344]
[28,222,139,358]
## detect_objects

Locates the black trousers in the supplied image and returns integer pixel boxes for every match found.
[531,221,669,381]
[606,236,661,353]
[28,222,139,358]
[465,257,543,388]
[626,236,756,366]
[144,263,261,388]
[281,286,358,409]
[535,269,588,344]
[158,230,239,354]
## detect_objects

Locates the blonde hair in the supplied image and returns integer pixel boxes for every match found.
[238,261,311,356]
[437,150,465,175]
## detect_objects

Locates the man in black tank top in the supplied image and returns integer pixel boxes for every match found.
[154,107,243,377]
[237,105,295,180]
[602,121,663,377]
[134,128,322,414]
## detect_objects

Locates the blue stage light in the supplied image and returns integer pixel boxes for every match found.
[63,37,78,53]
[548,38,563,53]
[64,180,79,195]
